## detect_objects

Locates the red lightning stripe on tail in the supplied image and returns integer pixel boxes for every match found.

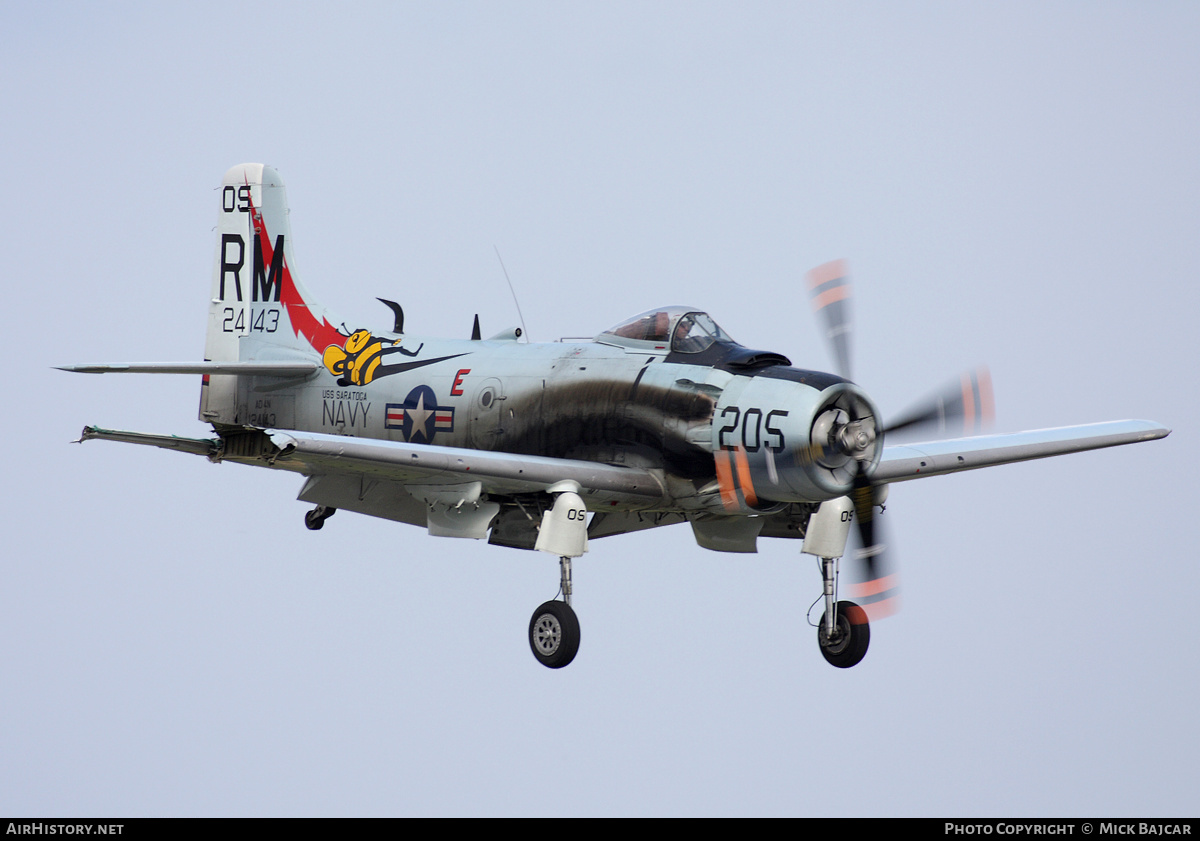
[245,179,346,353]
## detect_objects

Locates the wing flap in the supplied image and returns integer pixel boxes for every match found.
[874,419,1169,484]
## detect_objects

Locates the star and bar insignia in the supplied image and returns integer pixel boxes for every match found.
[385,385,455,443]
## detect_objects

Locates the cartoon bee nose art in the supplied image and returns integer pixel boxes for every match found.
[321,330,426,387]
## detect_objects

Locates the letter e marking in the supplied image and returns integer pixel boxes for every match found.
[451,369,471,396]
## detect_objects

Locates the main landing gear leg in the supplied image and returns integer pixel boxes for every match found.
[528,487,587,669]
[803,497,869,668]
[821,557,838,640]
[560,556,573,607]
[816,555,870,669]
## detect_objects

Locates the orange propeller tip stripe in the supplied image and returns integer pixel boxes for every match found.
[977,366,996,427]
[842,603,870,625]
[863,599,900,621]
[810,285,852,311]
[849,573,900,599]
[806,258,850,289]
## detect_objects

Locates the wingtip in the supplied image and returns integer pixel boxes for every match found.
[1132,420,1171,440]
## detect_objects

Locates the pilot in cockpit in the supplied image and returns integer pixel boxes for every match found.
[672,315,704,352]
[671,312,728,354]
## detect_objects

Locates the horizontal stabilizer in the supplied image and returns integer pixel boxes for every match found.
[57,362,319,377]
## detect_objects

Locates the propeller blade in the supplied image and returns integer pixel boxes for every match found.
[848,462,899,619]
[804,262,992,622]
[884,366,994,438]
[807,259,853,381]
[847,554,900,620]
[842,366,992,619]
[851,463,880,569]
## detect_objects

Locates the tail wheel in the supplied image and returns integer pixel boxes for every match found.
[304,506,336,531]
[818,600,870,668]
[528,600,581,669]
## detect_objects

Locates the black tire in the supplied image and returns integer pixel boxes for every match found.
[528,600,581,669]
[304,506,335,531]
[818,600,870,668]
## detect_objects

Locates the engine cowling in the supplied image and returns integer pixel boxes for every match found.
[711,374,882,505]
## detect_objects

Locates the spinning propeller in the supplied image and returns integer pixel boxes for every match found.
[806,260,994,617]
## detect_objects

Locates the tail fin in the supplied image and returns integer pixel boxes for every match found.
[201,164,348,423]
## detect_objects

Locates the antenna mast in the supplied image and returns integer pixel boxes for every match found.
[493,246,529,341]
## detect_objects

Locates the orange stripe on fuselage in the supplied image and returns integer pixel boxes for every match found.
[732,446,757,507]
[715,450,739,511]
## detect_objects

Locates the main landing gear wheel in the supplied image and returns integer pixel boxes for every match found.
[529,600,581,669]
[818,600,870,668]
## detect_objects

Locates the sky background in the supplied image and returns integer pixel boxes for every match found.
[2,1,1196,817]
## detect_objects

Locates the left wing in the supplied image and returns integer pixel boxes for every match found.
[260,429,666,501]
[874,419,1169,484]
[77,424,666,508]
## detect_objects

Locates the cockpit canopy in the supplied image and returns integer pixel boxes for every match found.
[597,307,737,353]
